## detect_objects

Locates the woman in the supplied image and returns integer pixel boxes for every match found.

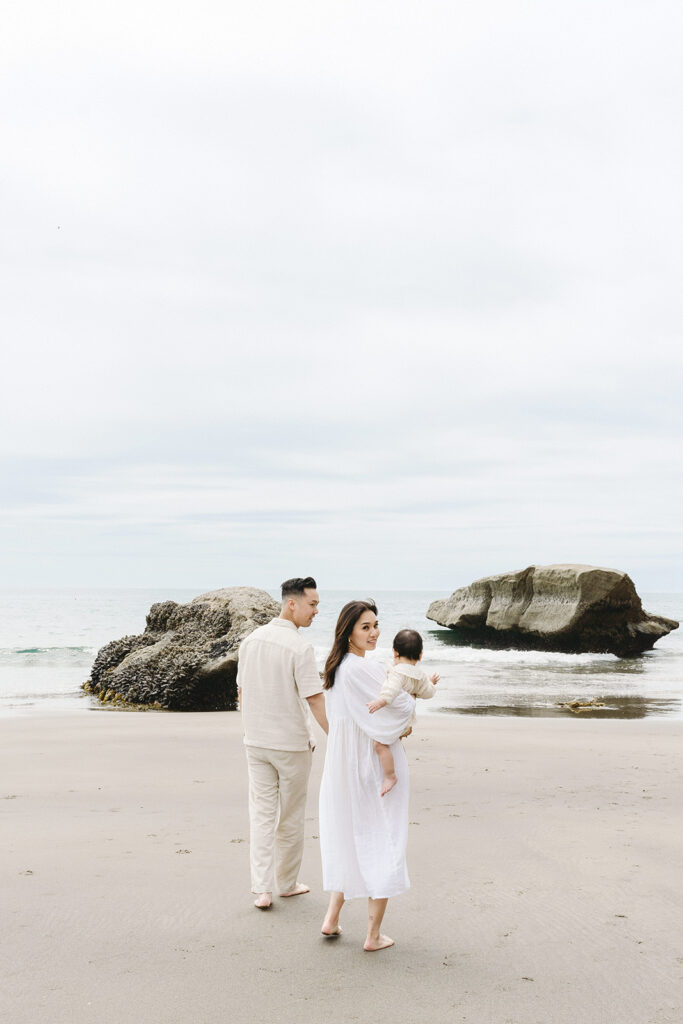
[319,600,415,951]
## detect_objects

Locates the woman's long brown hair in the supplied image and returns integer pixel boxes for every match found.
[323,600,378,689]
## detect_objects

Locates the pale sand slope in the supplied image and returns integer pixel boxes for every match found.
[1,711,681,1024]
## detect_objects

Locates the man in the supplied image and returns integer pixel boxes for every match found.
[237,576,328,910]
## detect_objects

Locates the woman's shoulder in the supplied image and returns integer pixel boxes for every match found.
[340,654,385,682]
[335,653,353,680]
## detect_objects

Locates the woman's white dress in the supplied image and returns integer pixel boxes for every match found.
[319,653,415,900]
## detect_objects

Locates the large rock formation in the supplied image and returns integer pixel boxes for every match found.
[83,587,280,710]
[427,565,678,657]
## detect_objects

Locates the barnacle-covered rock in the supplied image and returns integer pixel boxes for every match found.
[84,587,280,709]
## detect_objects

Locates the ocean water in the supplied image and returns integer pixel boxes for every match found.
[0,588,681,720]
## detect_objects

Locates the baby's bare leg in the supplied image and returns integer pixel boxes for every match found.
[373,740,397,796]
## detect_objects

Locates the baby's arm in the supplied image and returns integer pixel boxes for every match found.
[366,667,404,714]
[412,667,440,700]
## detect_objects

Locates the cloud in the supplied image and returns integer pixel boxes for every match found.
[1,1,681,587]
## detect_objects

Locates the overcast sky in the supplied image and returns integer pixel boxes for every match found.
[1,1,681,592]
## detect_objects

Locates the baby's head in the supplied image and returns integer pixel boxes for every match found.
[392,629,423,664]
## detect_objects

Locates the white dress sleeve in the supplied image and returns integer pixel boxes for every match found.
[343,656,415,744]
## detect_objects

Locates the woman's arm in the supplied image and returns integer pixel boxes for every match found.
[306,692,329,735]
[345,661,414,743]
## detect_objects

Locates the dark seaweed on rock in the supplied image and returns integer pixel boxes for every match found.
[83,587,280,710]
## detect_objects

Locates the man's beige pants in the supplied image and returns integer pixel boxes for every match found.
[245,745,313,895]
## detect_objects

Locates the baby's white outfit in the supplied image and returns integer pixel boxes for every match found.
[380,663,436,731]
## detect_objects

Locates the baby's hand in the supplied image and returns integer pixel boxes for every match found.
[430,673,440,685]
[367,699,387,714]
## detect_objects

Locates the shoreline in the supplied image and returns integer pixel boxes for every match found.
[3,711,681,1023]
[2,693,682,720]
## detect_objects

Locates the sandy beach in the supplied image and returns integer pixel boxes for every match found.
[2,710,681,1024]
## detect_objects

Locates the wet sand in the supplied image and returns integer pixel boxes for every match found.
[2,711,681,1024]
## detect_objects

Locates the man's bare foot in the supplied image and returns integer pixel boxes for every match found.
[280,883,310,897]
[254,892,272,910]
[364,934,394,951]
[380,773,397,797]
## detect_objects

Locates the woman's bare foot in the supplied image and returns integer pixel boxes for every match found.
[364,934,394,951]
[322,891,344,938]
[380,773,397,797]
[280,883,310,898]
[321,909,342,936]
[253,892,272,910]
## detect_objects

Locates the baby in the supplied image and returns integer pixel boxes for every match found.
[367,628,440,796]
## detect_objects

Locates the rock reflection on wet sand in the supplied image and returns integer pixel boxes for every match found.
[438,695,682,719]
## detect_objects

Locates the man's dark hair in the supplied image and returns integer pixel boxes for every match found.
[281,577,317,600]
[393,628,423,661]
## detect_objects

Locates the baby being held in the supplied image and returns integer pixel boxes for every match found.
[367,629,440,797]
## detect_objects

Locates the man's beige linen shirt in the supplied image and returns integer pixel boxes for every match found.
[238,618,323,751]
